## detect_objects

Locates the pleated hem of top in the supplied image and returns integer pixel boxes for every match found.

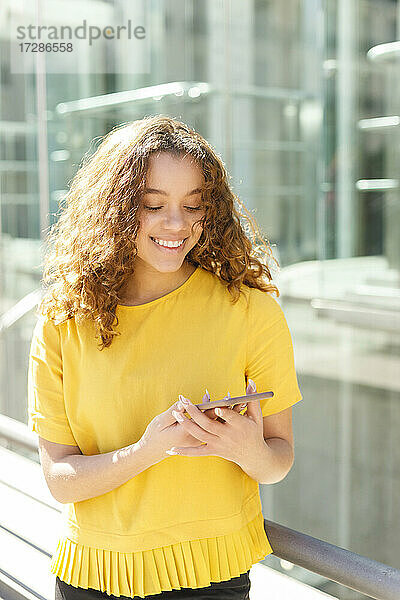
[50,510,273,599]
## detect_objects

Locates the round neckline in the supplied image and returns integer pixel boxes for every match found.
[116,265,201,310]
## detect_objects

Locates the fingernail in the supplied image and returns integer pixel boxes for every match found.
[172,410,184,422]
[215,408,222,416]
[240,404,247,410]
[205,388,210,400]
[248,378,256,391]
[179,394,189,405]
[166,449,178,455]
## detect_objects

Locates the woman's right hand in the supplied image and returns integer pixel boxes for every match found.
[139,392,246,462]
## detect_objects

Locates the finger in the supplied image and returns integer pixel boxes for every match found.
[203,407,219,420]
[216,389,245,418]
[175,395,197,414]
[213,405,241,423]
[178,397,221,436]
[166,444,211,457]
[165,397,190,426]
[245,397,263,424]
[173,412,214,443]
[232,402,247,414]
[246,378,257,394]
[220,392,232,411]
[172,404,215,439]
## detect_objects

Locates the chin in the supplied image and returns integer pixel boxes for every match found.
[140,256,189,273]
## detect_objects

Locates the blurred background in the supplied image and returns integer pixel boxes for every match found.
[0,1,399,599]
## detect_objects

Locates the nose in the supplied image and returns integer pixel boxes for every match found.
[162,206,190,231]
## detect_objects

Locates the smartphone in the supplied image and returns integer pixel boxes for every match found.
[196,391,274,411]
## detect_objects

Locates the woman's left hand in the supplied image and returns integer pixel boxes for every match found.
[167,378,265,467]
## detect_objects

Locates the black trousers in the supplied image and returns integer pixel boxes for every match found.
[55,571,251,600]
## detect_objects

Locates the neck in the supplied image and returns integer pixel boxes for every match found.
[119,260,196,306]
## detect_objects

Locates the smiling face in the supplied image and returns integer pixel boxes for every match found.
[134,152,206,273]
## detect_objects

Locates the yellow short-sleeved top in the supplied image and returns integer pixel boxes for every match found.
[27,266,302,598]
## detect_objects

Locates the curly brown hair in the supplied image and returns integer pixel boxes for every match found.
[37,115,280,350]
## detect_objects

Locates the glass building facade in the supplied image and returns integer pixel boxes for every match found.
[0,1,399,598]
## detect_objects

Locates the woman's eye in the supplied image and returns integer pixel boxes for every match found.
[144,206,202,212]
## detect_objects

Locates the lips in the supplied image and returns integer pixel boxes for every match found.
[150,236,187,251]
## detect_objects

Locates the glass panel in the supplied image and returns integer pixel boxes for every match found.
[1,0,399,597]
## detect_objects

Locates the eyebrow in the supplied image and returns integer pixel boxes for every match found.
[142,187,203,196]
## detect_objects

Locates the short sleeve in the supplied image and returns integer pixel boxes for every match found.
[245,289,303,417]
[27,315,78,445]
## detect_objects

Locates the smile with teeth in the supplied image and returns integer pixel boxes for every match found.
[151,236,187,248]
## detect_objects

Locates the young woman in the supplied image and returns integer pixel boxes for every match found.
[27,115,303,600]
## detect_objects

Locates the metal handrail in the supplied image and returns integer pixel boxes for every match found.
[0,289,42,333]
[358,115,400,131]
[356,178,399,191]
[311,297,400,333]
[265,520,400,600]
[367,41,400,63]
[55,80,314,116]
[1,415,400,599]
[0,414,38,452]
